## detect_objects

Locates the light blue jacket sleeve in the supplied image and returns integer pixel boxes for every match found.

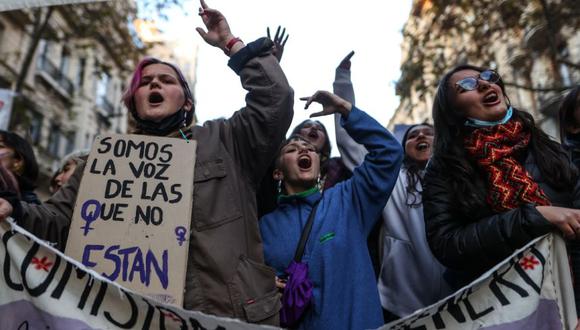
[341,107,403,235]
[333,67,367,171]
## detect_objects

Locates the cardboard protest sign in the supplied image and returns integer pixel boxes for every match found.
[0,221,275,330]
[382,234,577,329]
[65,134,196,306]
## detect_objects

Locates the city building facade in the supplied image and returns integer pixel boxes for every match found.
[0,2,143,199]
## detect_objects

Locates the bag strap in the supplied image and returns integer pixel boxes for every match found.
[293,200,321,262]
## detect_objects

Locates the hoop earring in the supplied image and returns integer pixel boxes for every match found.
[178,110,191,143]
[13,163,23,176]
[277,180,283,195]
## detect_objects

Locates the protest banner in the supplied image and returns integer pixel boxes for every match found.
[0,221,575,330]
[65,134,195,306]
[0,89,15,130]
[0,221,276,330]
[382,233,577,330]
[0,0,108,11]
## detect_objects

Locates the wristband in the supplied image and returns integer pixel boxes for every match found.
[225,37,242,55]
[228,37,273,74]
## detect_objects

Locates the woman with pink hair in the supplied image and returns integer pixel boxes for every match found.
[0,0,293,325]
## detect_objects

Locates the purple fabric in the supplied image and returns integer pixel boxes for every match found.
[482,298,563,330]
[280,260,313,327]
[0,300,94,329]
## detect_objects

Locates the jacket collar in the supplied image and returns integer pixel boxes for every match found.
[278,186,321,206]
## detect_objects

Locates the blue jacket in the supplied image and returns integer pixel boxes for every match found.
[260,107,403,330]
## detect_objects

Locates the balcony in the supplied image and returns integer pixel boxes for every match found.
[37,57,75,97]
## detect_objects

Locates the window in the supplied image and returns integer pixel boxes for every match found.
[47,123,61,157]
[76,58,86,88]
[28,111,43,145]
[65,132,75,155]
[96,71,110,100]
[0,23,5,52]
[96,71,113,114]
[558,46,571,86]
[85,133,91,149]
[37,39,49,67]
[59,48,70,76]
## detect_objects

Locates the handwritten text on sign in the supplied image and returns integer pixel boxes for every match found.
[65,134,196,306]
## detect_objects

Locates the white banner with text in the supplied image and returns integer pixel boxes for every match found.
[383,234,577,329]
[0,221,275,330]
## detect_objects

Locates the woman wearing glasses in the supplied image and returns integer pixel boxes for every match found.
[423,65,580,320]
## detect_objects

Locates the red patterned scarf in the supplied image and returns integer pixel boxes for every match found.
[464,120,551,212]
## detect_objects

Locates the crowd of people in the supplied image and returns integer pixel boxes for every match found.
[0,1,579,329]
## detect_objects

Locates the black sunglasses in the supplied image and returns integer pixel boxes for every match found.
[455,70,501,91]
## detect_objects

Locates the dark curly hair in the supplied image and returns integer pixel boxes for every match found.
[430,64,577,212]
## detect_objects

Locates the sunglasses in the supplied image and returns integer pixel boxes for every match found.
[455,70,501,91]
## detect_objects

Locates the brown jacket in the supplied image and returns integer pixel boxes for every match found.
[16,46,294,324]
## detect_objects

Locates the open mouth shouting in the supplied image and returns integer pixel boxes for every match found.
[416,141,430,152]
[298,155,313,171]
[307,130,319,140]
[482,90,500,107]
[148,91,164,106]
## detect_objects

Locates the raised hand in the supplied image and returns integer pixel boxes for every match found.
[267,26,289,62]
[337,51,355,70]
[300,91,352,118]
[196,0,240,53]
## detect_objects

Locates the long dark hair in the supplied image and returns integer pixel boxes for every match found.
[431,64,577,211]
[401,123,433,207]
[558,85,580,144]
[0,130,39,191]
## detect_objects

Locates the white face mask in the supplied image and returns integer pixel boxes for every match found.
[464,106,513,128]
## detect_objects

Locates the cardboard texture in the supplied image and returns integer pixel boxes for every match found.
[65,134,196,306]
